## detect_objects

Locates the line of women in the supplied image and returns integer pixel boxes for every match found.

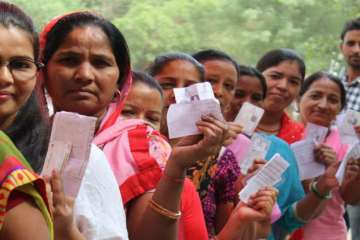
[0,1,359,240]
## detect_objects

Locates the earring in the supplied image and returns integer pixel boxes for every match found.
[112,89,121,102]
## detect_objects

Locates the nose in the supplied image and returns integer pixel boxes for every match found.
[0,65,13,87]
[318,97,327,108]
[276,77,287,90]
[74,62,95,84]
[213,83,223,99]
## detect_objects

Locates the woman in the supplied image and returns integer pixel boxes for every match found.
[0,2,53,239]
[256,48,305,144]
[226,64,344,240]
[148,52,277,238]
[41,12,276,240]
[296,71,360,240]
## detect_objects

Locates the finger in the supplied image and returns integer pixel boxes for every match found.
[50,170,66,208]
[197,120,223,135]
[201,115,228,131]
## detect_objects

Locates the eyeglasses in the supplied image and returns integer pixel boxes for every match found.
[0,57,43,81]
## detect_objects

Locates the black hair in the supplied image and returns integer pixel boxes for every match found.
[0,1,39,62]
[147,52,205,82]
[238,65,267,99]
[341,17,360,40]
[42,11,131,90]
[300,71,346,110]
[132,70,163,98]
[256,48,306,80]
[192,49,240,80]
[0,1,49,172]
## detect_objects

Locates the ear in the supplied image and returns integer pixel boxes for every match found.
[339,41,344,54]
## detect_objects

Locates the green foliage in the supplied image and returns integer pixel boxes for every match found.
[9,0,360,73]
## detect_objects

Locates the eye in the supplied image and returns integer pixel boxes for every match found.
[268,74,282,80]
[289,78,301,86]
[92,58,112,68]
[121,108,136,117]
[160,82,176,90]
[346,41,355,47]
[206,78,217,85]
[9,59,33,70]
[224,82,235,91]
[328,96,340,104]
[235,90,246,98]
[309,93,321,100]
[251,93,263,102]
[58,56,80,66]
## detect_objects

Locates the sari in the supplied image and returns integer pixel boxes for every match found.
[0,131,53,238]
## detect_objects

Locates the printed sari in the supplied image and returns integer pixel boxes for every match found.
[0,131,53,238]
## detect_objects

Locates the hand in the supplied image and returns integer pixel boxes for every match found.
[316,161,341,195]
[46,171,81,240]
[223,122,243,146]
[247,186,278,219]
[170,115,227,170]
[344,158,360,183]
[314,144,337,167]
[235,159,267,194]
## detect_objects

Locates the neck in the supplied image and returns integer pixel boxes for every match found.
[347,67,360,82]
[257,110,284,134]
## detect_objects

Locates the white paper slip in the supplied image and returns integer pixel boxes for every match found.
[41,140,72,177]
[234,102,264,136]
[240,133,271,175]
[239,153,289,203]
[305,122,328,143]
[336,142,360,184]
[44,111,97,198]
[291,140,325,180]
[174,82,215,103]
[167,99,224,139]
[338,110,360,145]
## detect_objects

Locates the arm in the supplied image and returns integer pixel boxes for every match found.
[127,115,227,240]
[0,200,50,240]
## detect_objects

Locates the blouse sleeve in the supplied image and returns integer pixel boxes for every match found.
[214,149,241,204]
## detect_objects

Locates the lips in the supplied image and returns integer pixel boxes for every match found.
[67,88,96,97]
[0,91,14,101]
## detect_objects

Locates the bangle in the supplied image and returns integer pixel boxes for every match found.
[310,181,332,200]
[162,172,185,183]
[148,199,181,220]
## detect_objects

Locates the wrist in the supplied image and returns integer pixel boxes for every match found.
[310,180,331,200]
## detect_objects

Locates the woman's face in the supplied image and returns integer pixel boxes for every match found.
[121,82,163,130]
[202,59,237,112]
[0,25,36,129]
[262,60,302,113]
[153,59,200,136]
[299,77,342,127]
[45,26,119,118]
[154,60,200,107]
[227,75,264,121]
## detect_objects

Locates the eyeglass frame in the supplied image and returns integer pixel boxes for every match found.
[0,57,44,81]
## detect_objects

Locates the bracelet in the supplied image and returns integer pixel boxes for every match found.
[162,172,185,183]
[310,181,332,200]
[148,199,181,220]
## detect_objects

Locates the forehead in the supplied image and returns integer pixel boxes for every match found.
[306,78,341,96]
[237,75,262,90]
[157,60,200,80]
[128,82,163,106]
[343,29,360,41]
[57,25,113,53]
[264,60,302,79]
[0,25,34,57]
[203,59,237,75]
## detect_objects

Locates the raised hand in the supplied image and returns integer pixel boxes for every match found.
[223,122,243,146]
[314,144,337,168]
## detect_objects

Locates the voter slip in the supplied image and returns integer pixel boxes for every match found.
[239,153,289,203]
[234,102,264,136]
[41,111,97,198]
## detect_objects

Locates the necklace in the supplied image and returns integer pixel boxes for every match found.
[256,125,281,134]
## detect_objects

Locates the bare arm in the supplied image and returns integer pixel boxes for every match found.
[127,116,227,240]
[0,201,50,240]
